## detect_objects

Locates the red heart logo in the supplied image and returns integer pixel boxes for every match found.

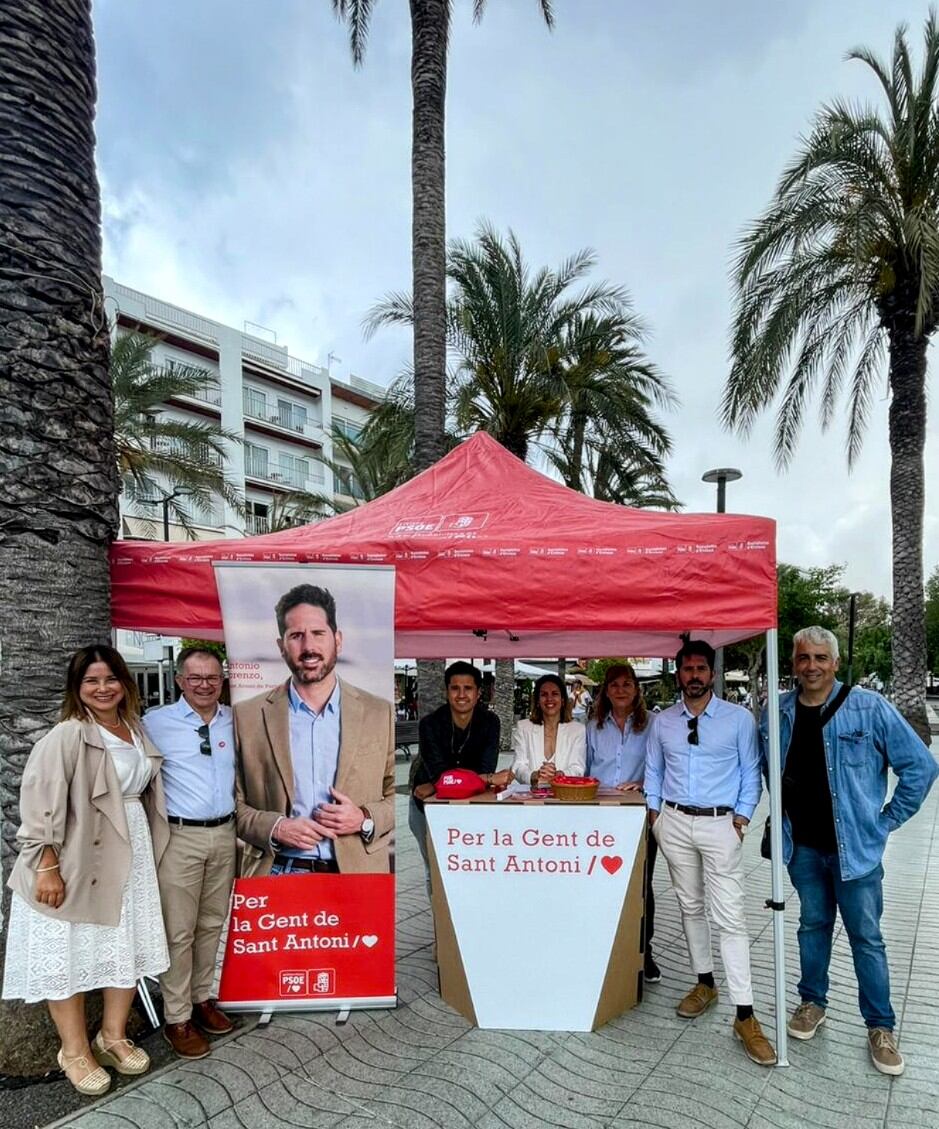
[600,855,622,875]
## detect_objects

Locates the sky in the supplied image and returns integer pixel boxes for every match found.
[93,0,939,601]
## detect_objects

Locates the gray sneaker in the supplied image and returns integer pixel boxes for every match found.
[868,1028,904,1076]
[787,1001,826,1040]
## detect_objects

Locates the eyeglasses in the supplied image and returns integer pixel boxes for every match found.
[687,717,699,746]
[197,723,211,756]
[184,675,222,686]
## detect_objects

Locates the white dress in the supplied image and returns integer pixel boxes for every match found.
[2,727,170,1003]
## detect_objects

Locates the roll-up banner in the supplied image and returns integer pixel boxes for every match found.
[214,562,396,1014]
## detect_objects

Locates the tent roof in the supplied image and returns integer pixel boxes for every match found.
[111,432,776,657]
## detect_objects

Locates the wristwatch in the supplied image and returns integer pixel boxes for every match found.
[360,807,375,844]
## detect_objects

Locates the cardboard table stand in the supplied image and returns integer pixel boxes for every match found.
[425,791,648,1031]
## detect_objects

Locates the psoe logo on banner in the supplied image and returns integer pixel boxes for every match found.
[390,512,490,537]
[279,970,308,997]
[309,969,336,995]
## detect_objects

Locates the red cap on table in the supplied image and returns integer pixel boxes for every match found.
[435,769,487,799]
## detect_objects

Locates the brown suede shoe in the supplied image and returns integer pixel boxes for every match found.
[676,982,718,1018]
[192,999,235,1035]
[163,1021,211,1059]
[734,1014,777,1066]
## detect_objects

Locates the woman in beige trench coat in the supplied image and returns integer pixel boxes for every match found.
[3,645,170,1096]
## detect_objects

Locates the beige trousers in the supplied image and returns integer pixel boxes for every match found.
[653,805,754,1005]
[157,822,236,1024]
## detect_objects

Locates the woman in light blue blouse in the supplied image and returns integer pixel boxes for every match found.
[586,663,661,983]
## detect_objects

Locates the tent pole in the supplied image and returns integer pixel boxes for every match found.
[765,628,789,1066]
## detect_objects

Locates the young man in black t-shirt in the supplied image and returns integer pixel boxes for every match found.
[407,662,511,892]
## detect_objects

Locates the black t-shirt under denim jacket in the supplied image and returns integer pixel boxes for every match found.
[782,699,838,853]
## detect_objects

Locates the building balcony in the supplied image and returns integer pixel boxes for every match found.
[244,457,325,492]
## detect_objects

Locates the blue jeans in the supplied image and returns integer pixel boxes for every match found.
[788,844,894,1029]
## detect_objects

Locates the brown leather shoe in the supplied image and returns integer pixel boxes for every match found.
[734,1014,777,1066]
[676,982,718,1018]
[192,999,235,1035]
[163,1021,210,1059]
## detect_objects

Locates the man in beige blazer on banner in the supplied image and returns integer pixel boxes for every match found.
[235,582,395,876]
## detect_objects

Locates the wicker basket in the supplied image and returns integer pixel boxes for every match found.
[550,780,599,802]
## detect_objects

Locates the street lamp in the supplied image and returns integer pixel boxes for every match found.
[140,488,191,541]
[702,468,743,697]
[702,467,742,514]
[846,591,860,686]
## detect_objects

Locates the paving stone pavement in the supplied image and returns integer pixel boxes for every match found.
[53,745,939,1129]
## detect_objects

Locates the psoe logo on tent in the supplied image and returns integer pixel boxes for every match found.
[390,515,444,536]
[391,512,490,537]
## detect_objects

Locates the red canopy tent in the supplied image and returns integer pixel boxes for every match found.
[111,431,791,1060]
[112,432,776,656]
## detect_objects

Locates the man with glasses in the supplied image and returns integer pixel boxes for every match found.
[644,639,774,1066]
[142,647,236,1060]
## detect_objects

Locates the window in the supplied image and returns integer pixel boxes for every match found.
[334,467,365,500]
[244,442,269,479]
[333,416,362,441]
[276,399,307,432]
[279,452,311,489]
[243,387,267,419]
[246,500,269,535]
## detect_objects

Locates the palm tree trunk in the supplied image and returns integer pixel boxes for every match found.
[409,0,448,471]
[0,0,116,1072]
[567,410,588,491]
[887,325,930,742]
[493,658,516,755]
[416,659,445,720]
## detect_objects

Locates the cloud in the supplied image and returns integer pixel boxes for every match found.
[93,0,938,599]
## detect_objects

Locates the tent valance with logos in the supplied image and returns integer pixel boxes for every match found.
[110,432,776,657]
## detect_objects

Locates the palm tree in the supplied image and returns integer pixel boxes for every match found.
[368,224,678,485]
[331,1,554,473]
[368,223,649,462]
[0,0,112,1072]
[113,332,243,537]
[367,224,677,741]
[722,15,939,739]
[546,309,679,506]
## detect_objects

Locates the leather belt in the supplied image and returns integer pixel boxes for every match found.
[665,801,734,817]
[168,812,235,828]
[273,854,340,873]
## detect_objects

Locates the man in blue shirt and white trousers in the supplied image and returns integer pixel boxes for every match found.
[761,625,937,1076]
[645,639,776,1066]
[142,646,237,1060]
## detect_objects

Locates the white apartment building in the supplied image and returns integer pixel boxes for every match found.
[104,276,382,542]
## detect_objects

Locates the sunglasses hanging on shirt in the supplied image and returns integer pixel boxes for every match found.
[197,723,212,756]
[687,717,699,746]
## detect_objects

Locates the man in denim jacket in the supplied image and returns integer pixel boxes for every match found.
[760,626,937,1076]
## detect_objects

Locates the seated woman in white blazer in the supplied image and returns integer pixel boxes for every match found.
[511,674,587,787]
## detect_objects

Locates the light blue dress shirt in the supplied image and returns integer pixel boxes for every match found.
[141,697,236,820]
[586,715,650,787]
[644,694,762,819]
[279,680,342,861]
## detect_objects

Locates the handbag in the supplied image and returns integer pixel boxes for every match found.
[760,682,851,860]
